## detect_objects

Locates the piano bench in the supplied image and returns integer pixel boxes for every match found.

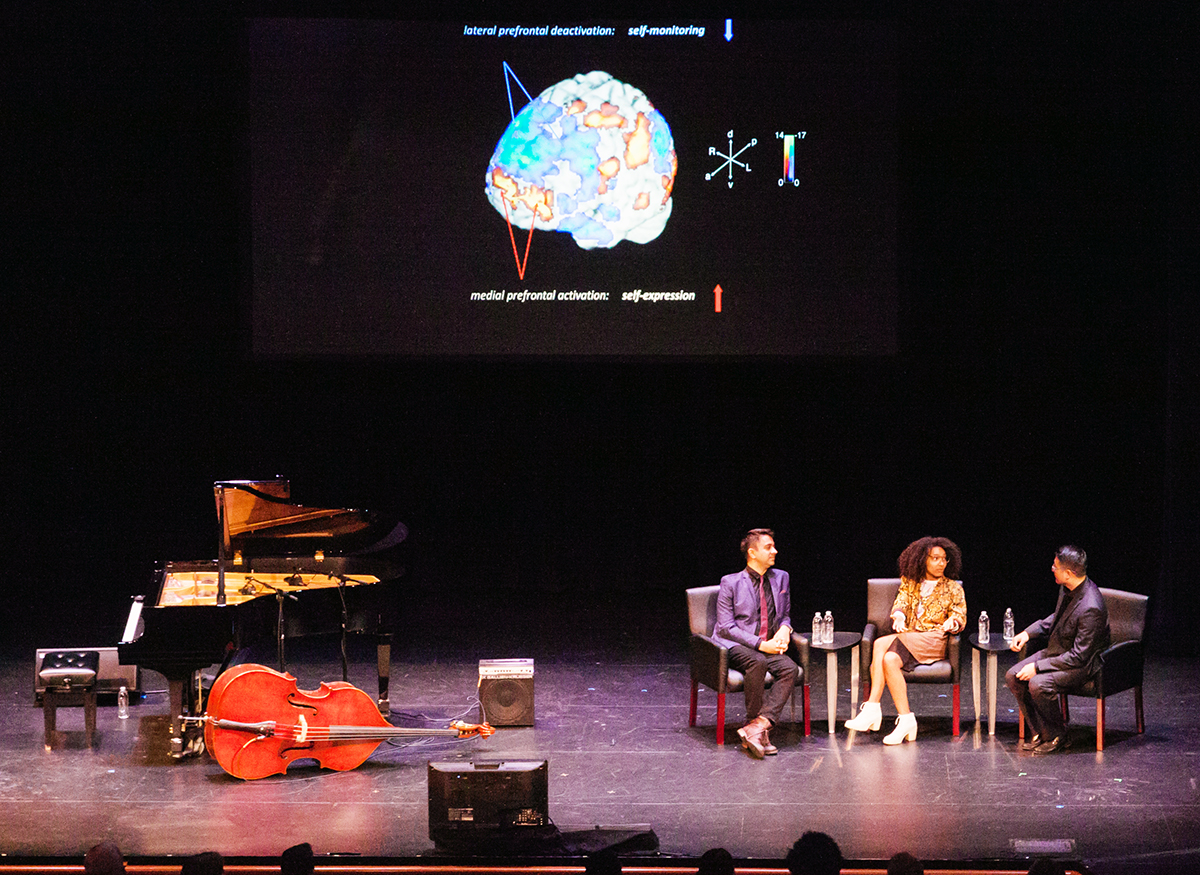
[39,651,100,750]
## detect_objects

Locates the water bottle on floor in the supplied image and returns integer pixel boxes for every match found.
[117,685,129,720]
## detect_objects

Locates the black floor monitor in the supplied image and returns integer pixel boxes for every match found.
[428,760,551,850]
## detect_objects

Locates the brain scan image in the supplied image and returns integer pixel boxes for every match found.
[485,71,677,250]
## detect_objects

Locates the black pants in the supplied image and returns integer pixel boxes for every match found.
[1004,650,1092,740]
[727,645,799,724]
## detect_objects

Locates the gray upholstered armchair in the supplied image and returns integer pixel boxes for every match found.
[686,585,810,744]
[860,577,963,736]
[1019,586,1148,751]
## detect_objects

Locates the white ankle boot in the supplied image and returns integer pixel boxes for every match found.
[844,701,882,732]
[883,712,917,744]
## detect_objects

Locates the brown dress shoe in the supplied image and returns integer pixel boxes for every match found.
[762,729,778,755]
[1020,734,1041,751]
[738,726,765,758]
[737,717,770,759]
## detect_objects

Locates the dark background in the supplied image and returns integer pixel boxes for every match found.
[5,3,1197,660]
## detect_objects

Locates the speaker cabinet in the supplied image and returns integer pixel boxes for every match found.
[479,659,534,726]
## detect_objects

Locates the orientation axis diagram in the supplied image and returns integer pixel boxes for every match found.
[706,130,757,188]
[485,66,678,279]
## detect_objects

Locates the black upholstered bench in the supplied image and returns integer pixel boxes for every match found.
[39,650,100,750]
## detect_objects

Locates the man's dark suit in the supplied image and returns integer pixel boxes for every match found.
[714,568,798,724]
[1005,577,1110,741]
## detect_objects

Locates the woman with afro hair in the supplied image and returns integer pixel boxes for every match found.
[845,536,967,743]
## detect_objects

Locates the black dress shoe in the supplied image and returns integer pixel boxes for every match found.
[1032,734,1070,755]
[1020,734,1042,751]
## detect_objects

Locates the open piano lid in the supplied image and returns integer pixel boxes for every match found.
[214,478,408,560]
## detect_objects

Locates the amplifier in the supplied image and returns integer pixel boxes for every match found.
[479,658,534,678]
[479,659,534,726]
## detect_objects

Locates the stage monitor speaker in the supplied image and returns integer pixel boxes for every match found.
[428,760,551,849]
[479,658,534,726]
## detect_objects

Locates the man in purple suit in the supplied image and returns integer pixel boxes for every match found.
[715,528,798,759]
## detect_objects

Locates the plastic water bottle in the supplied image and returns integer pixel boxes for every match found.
[1003,608,1015,644]
[824,610,834,645]
[117,685,129,720]
[978,611,990,646]
[813,612,822,644]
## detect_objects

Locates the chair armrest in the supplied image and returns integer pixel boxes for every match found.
[946,633,963,683]
[689,634,730,692]
[789,632,811,680]
[861,623,879,676]
[1097,639,1144,695]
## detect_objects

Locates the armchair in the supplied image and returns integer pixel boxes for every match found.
[686,585,810,744]
[1020,586,1148,751]
[860,577,963,736]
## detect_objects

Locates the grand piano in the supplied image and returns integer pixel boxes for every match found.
[118,479,408,757]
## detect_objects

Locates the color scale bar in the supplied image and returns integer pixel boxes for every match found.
[783,134,795,182]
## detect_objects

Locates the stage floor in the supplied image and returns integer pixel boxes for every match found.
[3,609,1198,875]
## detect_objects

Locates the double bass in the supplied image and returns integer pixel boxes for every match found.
[204,664,493,779]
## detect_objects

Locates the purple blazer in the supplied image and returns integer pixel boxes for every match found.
[714,568,793,650]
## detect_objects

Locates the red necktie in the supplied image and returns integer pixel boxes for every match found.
[759,577,771,638]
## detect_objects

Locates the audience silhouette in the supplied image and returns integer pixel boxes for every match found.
[281,842,316,875]
[83,841,125,875]
[583,849,622,875]
[697,847,735,875]
[887,851,924,875]
[180,851,223,875]
[785,831,843,875]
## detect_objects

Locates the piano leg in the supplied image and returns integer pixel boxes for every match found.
[167,677,187,758]
[376,634,391,715]
[167,673,207,759]
[277,591,288,673]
